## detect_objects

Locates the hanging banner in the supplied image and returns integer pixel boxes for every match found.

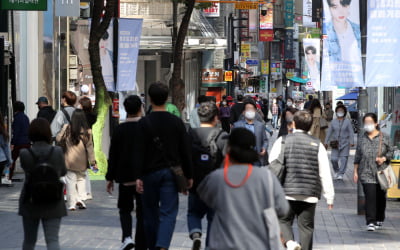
[321,0,363,89]
[100,21,115,91]
[55,0,79,17]
[284,0,294,28]
[260,3,273,30]
[303,38,321,91]
[365,0,400,87]
[261,60,269,75]
[117,18,143,91]
[241,43,251,58]
[303,0,315,27]
[285,29,294,59]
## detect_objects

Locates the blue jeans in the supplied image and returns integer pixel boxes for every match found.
[142,168,179,250]
[22,217,61,250]
[331,155,349,176]
[272,115,279,129]
[187,192,214,246]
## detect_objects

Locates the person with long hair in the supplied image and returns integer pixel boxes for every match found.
[308,99,327,142]
[0,111,12,184]
[56,110,96,211]
[197,128,289,249]
[354,113,393,231]
[19,118,67,249]
[278,107,298,138]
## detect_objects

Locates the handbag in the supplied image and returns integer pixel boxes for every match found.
[376,133,398,190]
[268,136,286,183]
[263,171,285,250]
[330,140,339,149]
[320,117,328,129]
[144,118,188,193]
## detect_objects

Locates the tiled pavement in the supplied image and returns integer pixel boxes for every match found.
[1,133,399,249]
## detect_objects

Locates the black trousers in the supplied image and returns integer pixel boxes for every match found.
[362,183,386,225]
[118,184,146,249]
[279,200,316,250]
[220,117,231,133]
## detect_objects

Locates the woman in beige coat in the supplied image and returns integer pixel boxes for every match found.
[309,99,327,143]
[56,109,96,211]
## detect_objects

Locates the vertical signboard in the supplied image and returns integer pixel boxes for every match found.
[117,19,143,91]
[365,0,400,87]
[321,0,363,89]
[303,38,321,90]
[284,0,294,28]
[55,0,79,17]
[285,29,294,59]
[100,21,115,91]
[259,3,273,30]
[303,0,315,27]
[239,10,250,41]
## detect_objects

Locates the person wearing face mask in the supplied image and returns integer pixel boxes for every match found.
[286,97,294,108]
[325,105,354,180]
[219,99,231,133]
[233,100,269,166]
[354,113,393,232]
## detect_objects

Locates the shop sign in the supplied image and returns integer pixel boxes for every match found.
[203,2,220,17]
[202,69,224,83]
[224,71,233,82]
[259,29,274,42]
[246,59,259,66]
[0,0,47,10]
[235,2,258,10]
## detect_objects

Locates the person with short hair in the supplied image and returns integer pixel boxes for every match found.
[269,110,335,250]
[325,105,354,180]
[36,96,57,124]
[304,95,314,110]
[233,100,268,166]
[229,94,245,124]
[9,101,30,183]
[198,128,289,249]
[136,82,193,250]
[106,95,146,250]
[190,95,208,128]
[309,99,328,143]
[51,91,77,138]
[19,118,67,250]
[187,101,227,250]
[324,103,334,122]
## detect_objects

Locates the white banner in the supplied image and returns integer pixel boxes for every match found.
[303,38,321,91]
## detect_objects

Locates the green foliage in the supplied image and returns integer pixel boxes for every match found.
[195,2,213,9]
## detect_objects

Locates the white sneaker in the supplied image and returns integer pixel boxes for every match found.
[120,237,135,250]
[367,223,376,231]
[375,221,383,229]
[336,175,343,180]
[333,173,338,180]
[286,240,302,250]
[86,193,93,200]
[1,178,12,186]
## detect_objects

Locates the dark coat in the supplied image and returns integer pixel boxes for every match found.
[18,141,67,219]
[37,106,57,124]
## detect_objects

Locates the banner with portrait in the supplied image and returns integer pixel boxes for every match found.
[365,0,400,87]
[303,38,321,91]
[321,0,364,89]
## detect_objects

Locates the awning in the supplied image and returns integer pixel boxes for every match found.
[336,92,359,100]
[289,77,309,84]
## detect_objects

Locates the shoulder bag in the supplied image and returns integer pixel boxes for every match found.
[144,118,188,193]
[376,133,397,190]
[268,136,286,183]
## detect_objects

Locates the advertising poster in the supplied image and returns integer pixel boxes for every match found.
[303,0,315,27]
[100,22,115,91]
[117,19,143,91]
[322,0,364,88]
[366,0,400,87]
[203,2,220,17]
[303,38,321,90]
[259,3,273,30]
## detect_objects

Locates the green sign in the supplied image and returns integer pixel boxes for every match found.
[0,0,47,10]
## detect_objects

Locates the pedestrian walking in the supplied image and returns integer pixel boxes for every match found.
[190,95,208,128]
[9,101,30,184]
[325,105,355,180]
[106,95,146,250]
[188,102,227,250]
[0,111,12,185]
[324,103,334,123]
[233,100,269,166]
[198,128,289,250]
[229,94,245,125]
[271,98,280,129]
[218,99,231,133]
[353,113,393,231]
[56,110,96,211]
[303,95,313,110]
[18,118,67,250]
[51,91,77,138]
[36,96,56,124]
[269,110,335,250]
[136,82,193,250]
[278,107,298,138]
[286,97,294,108]
[309,99,328,143]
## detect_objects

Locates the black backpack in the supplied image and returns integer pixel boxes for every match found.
[26,147,64,204]
[190,128,224,190]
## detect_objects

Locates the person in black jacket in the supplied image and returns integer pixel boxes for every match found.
[106,95,146,250]
[36,97,56,124]
[229,94,245,125]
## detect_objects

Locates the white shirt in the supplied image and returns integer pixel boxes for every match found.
[269,130,335,205]
[338,21,361,62]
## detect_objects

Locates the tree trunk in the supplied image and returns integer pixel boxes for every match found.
[170,0,195,112]
[88,0,115,175]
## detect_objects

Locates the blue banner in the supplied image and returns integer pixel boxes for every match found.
[117,18,143,92]
[321,0,364,89]
[366,1,400,87]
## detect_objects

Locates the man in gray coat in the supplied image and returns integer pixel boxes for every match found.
[51,91,77,138]
[233,99,268,166]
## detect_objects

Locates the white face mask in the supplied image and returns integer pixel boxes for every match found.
[337,112,344,117]
[287,102,293,106]
[364,124,375,133]
[245,111,256,120]
[222,102,227,106]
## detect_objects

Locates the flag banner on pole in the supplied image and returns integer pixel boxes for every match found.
[366,0,400,87]
[116,18,143,92]
[100,21,115,91]
[303,38,321,91]
[321,0,364,89]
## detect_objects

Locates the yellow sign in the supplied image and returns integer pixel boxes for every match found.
[261,60,269,75]
[271,88,277,93]
[286,72,295,78]
[235,2,258,9]
[224,71,233,82]
[241,44,251,58]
